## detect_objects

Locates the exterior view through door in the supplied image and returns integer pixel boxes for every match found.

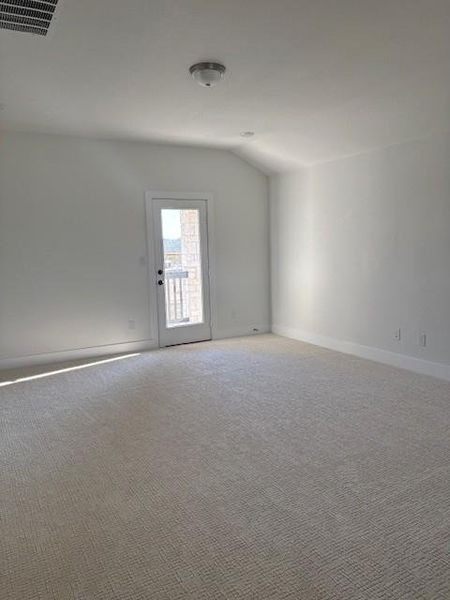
[151,197,211,347]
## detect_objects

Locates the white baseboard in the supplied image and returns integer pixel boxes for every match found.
[0,339,158,371]
[212,324,270,340]
[0,326,272,371]
[272,324,450,382]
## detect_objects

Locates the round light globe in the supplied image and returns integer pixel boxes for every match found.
[189,62,226,88]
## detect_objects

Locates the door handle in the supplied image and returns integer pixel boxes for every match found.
[158,280,164,285]
[158,269,163,275]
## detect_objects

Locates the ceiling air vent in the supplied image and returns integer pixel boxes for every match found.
[0,0,59,36]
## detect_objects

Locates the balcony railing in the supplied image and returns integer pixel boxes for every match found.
[165,269,190,325]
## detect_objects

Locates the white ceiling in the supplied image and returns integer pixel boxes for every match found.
[1,0,450,172]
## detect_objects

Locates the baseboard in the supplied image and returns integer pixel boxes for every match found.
[0,326,272,370]
[272,324,450,382]
[212,324,270,340]
[0,339,158,371]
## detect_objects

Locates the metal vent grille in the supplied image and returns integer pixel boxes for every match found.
[0,0,59,36]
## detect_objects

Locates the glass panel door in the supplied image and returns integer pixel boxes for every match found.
[153,199,211,346]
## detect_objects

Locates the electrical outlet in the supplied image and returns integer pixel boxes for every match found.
[394,328,401,341]
[128,319,136,330]
[419,333,427,348]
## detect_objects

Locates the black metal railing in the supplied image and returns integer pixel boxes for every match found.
[165,269,189,325]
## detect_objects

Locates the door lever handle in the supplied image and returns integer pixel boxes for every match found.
[158,280,164,285]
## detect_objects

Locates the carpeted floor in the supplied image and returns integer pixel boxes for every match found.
[1,334,450,599]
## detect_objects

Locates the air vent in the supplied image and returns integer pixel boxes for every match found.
[0,0,59,36]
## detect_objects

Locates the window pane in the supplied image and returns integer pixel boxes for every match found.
[161,209,204,328]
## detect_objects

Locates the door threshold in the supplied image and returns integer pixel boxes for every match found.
[161,338,212,348]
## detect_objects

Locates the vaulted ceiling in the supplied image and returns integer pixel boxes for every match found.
[1,0,450,172]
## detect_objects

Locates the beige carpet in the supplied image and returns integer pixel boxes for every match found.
[1,334,450,599]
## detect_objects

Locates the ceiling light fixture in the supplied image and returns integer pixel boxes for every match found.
[189,62,226,88]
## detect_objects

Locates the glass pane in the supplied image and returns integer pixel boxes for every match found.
[161,208,204,328]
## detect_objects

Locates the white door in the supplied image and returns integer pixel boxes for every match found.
[151,197,212,347]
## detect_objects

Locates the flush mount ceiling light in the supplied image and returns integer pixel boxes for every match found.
[189,62,226,88]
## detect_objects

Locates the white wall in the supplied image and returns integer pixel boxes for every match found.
[0,132,269,366]
[271,133,450,378]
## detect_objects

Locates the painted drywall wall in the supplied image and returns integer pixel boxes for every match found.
[0,132,269,364]
[271,133,450,376]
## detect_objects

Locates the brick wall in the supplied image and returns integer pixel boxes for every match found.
[180,209,203,324]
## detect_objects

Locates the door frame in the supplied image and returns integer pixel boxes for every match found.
[145,191,216,347]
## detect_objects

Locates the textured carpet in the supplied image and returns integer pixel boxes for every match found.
[1,334,450,599]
